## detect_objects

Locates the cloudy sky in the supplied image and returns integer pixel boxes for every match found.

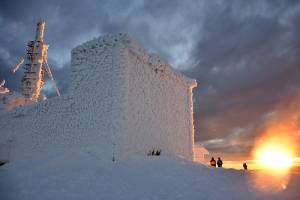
[1,0,300,160]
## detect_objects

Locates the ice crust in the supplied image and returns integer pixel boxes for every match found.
[1,154,299,200]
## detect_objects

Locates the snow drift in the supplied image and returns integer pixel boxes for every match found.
[0,153,299,200]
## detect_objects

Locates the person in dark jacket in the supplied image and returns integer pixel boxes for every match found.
[217,157,223,168]
[210,157,216,167]
[243,162,248,170]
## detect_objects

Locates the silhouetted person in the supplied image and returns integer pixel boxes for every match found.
[217,157,223,168]
[210,157,216,167]
[156,150,161,156]
[151,149,155,156]
[243,162,248,170]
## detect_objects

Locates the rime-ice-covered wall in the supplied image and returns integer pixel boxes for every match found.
[116,47,196,160]
[0,33,197,162]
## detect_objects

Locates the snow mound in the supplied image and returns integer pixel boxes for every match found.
[0,154,299,200]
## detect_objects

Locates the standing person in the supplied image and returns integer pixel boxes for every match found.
[243,162,248,170]
[217,157,223,168]
[210,157,216,167]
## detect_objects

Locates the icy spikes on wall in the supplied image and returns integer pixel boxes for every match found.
[12,21,60,102]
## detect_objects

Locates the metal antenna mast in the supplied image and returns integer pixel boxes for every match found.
[12,21,60,101]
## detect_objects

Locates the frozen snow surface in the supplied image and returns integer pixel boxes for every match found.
[0,92,28,113]
[0,154,299,200]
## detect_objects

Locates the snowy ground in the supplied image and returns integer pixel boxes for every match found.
[0,152,299,200]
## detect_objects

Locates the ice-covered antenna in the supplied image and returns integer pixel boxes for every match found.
[11,21,61,101]
[44,60,61,97]
[35,21,45,42]
[12,57,24,73]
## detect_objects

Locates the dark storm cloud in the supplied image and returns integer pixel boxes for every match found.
[1,0,300,158]
[0,0,195,91]
[0,0,201,92]
[185,0,300,156]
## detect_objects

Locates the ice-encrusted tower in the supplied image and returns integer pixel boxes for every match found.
[11,21,60,102]
[21,21,48,101]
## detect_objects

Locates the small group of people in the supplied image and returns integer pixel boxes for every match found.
[147,149,161,156]
[210,157,248,170]
[210,157,223,168]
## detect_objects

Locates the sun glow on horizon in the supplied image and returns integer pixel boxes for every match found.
[255,146,293,170]
[249,136,297,192]
[253,137,295,172]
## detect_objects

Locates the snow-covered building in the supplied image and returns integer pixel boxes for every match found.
[0,33,197,162]
[193,142,209,164]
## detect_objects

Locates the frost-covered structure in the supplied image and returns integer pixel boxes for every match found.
[0,80,28,113]
[193,142,209,164]
[0,22,60,113]
[0,80,9,94]
[19,21,60,101]
[0,33,197,162]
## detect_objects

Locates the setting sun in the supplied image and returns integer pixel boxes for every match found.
[253,136,296,172]
[255,146,293,170]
